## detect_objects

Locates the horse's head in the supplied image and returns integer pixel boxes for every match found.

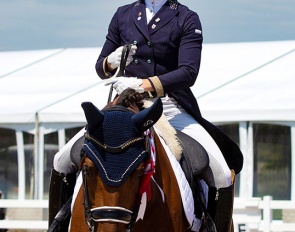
[79,89,163,231]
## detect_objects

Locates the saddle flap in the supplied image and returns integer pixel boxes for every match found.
[176,130,209,179]
[70,135,85,168]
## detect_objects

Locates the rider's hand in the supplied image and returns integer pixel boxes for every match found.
[105,77,144,95]
[107,45,137,69]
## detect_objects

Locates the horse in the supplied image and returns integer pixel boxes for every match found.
[67,89,207,232]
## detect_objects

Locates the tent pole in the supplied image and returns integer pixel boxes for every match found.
[16,131,25,199]
[38,126,44,200]
[239,121,254,198]
[291,126,295,201]
[58,129,66,150]
[33,112,39,199]
[247,122,254,197]
[239,122,247,197]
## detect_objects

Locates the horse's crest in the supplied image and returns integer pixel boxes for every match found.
[81,99,163,186]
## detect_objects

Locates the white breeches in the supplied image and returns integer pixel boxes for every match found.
[53,128,85,174]
[161,96,232,188]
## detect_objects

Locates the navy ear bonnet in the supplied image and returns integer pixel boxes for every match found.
[81,100,163,187]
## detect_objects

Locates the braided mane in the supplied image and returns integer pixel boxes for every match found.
[116,88,144,111]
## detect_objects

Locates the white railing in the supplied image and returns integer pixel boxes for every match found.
[0,199,48,230]
[0,196,295,231]
[233,196,295,232]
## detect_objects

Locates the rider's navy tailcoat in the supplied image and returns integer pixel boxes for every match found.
[96,1,243,173]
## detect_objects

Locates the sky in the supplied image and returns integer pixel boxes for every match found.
[0,0,295,51]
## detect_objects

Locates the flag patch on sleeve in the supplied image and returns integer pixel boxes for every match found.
[195,29,202,34]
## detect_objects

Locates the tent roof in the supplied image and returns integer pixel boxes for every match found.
[0,40,294,132]
[0,48,103,125]
[194,40,295,122]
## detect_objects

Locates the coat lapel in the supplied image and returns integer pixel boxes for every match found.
[132,1,179,38]
[147,2,178,35]
[132,3,150,40]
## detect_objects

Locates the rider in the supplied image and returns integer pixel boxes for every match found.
[49,0,243,231]
[95,0,243,231]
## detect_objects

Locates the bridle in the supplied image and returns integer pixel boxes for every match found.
[83,43,147,231]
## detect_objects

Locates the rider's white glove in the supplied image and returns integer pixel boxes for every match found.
[107,45,137,69]
[104,77,144,95]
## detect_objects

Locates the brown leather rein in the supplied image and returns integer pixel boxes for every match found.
[84,43,142,231]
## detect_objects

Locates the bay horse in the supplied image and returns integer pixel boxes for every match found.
[68,89,200,232]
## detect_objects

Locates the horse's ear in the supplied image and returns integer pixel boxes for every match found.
[81,102,104,132]
[132,98,163,133]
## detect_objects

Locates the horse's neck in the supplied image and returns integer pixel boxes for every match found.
[135,132,188,231]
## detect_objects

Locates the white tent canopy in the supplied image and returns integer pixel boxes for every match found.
[194,40,295,122]
[1,40,294,134]
[0,47,104,133]
[1,40,295,200]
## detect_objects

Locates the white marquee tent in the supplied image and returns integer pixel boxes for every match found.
[0,40,295,199]
[1,40,294,129]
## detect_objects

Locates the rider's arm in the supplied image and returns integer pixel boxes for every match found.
[141,77,164,98]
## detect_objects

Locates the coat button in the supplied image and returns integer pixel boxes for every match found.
[133,41,138,45]
[147,41,151,47]
[147,59,151,64]
[134,59,139,64]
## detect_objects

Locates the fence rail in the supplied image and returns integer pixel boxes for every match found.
[233,196,295,232]
[0,196,295,231]
[0,199,48,230]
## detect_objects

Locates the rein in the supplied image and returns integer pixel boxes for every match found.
[82,69,157,231]
[108,44,132,103]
